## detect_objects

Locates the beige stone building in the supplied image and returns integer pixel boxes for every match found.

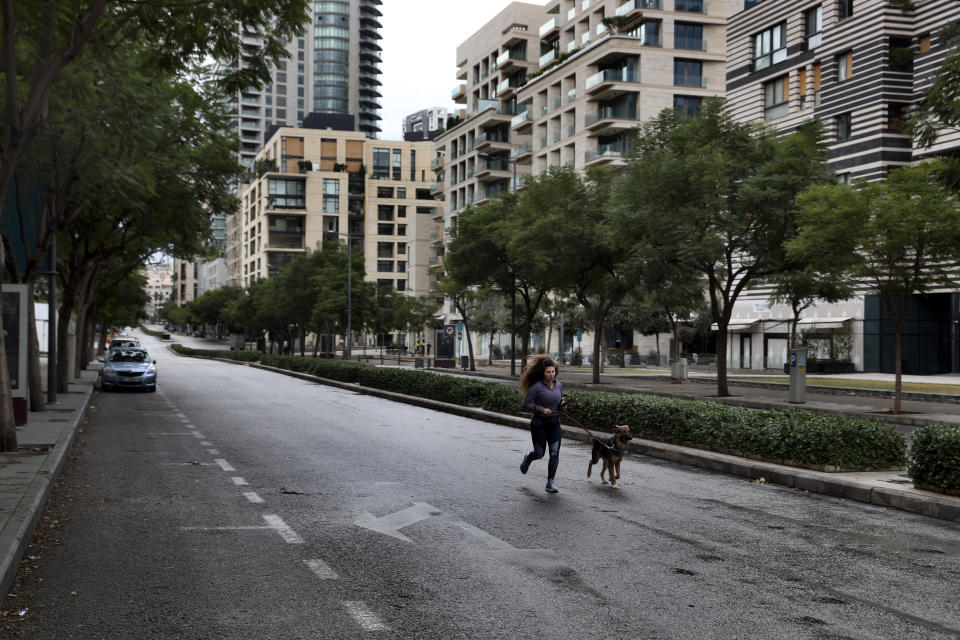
[234,127,440,299]
[433,0,740,360]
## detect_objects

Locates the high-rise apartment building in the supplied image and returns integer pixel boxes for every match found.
[718,0,960,374]
[228,0,384,168]
[233,127,439,298]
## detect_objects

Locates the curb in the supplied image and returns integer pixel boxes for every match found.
[244,362,960,524]
[0,382,96,598]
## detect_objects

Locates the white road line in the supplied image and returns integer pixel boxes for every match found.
[231,477,248,485]
[192,432,206,439]
[343,601,388,631]
[243,492,264,504]
[215,459,236,472]
[176,413,187,419]
[200,441,213,446]
[207,449,220,455]
[304,559,338,580]
[262,514,304,544]
[157,432,197,436]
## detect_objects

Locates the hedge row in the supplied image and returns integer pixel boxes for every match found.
[255,355,906,470]
[138,324,163,338]
[259,354,521,414]
[170,344,261,362]
[908,425,960,492]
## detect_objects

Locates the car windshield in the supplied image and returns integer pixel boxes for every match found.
[108,349,148,363]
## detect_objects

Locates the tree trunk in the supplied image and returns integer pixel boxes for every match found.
[715,328,729,397]
[57,289,76,393]
[488,333,495,366]
[463,321,476,371]
[0,245,18,450]
[591,316,604,384]
[893,319,903,415]
[26,282,45,411]
[299,325,306,357]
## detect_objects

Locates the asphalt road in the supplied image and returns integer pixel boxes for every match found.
[3,332,960,639]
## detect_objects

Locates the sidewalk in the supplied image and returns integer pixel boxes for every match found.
[0,367,98,601]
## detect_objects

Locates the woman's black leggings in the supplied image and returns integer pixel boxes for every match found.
[525,420,562,479]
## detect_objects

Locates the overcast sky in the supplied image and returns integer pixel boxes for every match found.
[377,0,545,140]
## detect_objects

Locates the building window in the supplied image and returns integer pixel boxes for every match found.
[397,261,406,273]
[763,76,789,119]
[377,242,394,258]
[398,205,407,218]
[372,148,390,179]
[397,224,407,235]
[753,23,786,70]
[323,178,339,213]
[805,6,822,50]
[392,148,402,180]
[838,0,853,20]
[377,279,393,288]
[835,112,852,141]
[268,179,306,209]
[675,0,704,12]
[397,243,406,255]
[396,280,406,291]
[837,173,851,185]
[673,59,703,87]
[673,95,702,118]
[378,224,394,235]
[397,187,406,198]
[378,205,394,221]
[836,51,853,81]
[888,103,910,133]
[627,20,661,47]
[675,23,703,51]
[377,261,394,272]
[377,186,394,198]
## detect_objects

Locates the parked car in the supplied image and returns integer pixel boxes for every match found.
[97,347,157,392]
[108,337,140,350]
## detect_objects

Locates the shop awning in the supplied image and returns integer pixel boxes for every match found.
[796,316,852,329]
[711,319,759,332]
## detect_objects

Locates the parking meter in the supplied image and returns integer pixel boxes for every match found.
[789,348,807,404]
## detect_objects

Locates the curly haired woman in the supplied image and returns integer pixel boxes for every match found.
[518,354,565,493]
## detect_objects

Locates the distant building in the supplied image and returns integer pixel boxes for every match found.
[402,107,448,141]
[223,0,385,169]
[143,260,174,320]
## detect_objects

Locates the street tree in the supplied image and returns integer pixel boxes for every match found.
[0,0,308,449]
[611,100,833,396]
[789,162,960,414]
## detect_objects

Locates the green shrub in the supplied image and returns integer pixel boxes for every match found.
[908,424,960,491]
[171,343,261,362]
[139,324,163,337]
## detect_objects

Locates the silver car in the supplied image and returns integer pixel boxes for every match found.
[98,347,157,392]
[108,337,140,350]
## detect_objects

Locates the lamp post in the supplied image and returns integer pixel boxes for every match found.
[337,231,361,361]
[478,150,519,376]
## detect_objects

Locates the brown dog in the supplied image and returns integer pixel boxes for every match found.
[587,425,633,487]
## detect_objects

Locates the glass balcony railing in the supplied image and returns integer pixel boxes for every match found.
[586,68,638,90]
[674,74,707,88]
[539,49,557,66]
[539,17,558,37]
[452,84,465,98]
[616,0,662,16]
[585,107,639,126]
[511,110,531,127]
[585,145,629,163]
[511,142,533,157]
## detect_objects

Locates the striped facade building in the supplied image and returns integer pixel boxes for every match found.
[721,0,960,374]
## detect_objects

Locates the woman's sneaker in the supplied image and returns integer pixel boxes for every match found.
[520,455,530,475]
[545,479,559,493]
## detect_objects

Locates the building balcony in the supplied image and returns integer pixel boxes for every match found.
[511,109,533,131]
[584,146,629,167]
[473,99,514,123]
[496,78,524,99]
[511,142,533,162]
[266,231,305,250]
[431,156,444,170]
[539,49,557,67]
[585,69,640,99]
[452,84,466,103]
[584,107,640,133]
[615,0,662,21]
[475,132,512,152]
[539,17,559,38]
[475,161,513,182]
[496,50,530,73]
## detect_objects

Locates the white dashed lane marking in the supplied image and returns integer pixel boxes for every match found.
[215,459,235,472]
[262,514,304,544]
[243,492,264,504]
[344,601,389,631]
[231,477,249,486]
[305,559,338,580]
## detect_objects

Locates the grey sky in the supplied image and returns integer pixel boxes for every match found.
[378,0,545,140]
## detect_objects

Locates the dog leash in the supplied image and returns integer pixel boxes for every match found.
[560,408,616,451]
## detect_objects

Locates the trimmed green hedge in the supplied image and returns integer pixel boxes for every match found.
[259,354,522,414]
[255,355,906,470]
[139,324,163,337]
[908,424,960,492]
[561,390,906,470]
[171,343,261,362]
